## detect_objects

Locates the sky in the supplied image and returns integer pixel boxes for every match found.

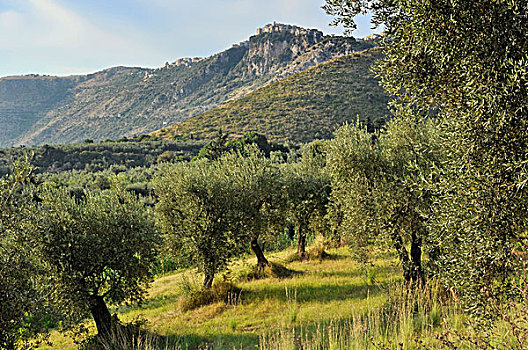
[0,0,378,77]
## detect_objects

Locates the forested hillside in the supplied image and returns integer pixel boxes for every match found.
[155,48,388,144]
[0,138,203,176]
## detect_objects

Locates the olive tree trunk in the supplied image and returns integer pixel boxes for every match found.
[203,272,214,289]
[297,224,307,259]
[250,237,269,270]
[390,227,413,284]
[390,226,425,287]
[410,231,425,285]
[89,295,113,339]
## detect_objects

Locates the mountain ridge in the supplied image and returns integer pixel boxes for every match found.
[153,48,388,144]
[0,23,375,147]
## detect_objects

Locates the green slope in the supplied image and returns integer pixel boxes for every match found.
[155,48,388,144]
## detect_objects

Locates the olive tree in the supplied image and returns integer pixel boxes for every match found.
[282,143,331,258]
[32,186,158,339]
[154,160,238,288]
[324,0,528,308]
[218,147,284,270]
[325,123,382,266]
[0,157,44,349]
[327,117,440,285]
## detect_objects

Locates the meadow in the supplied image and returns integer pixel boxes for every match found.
[35,245,491,350]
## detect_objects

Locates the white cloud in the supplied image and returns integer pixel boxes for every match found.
[0,9,23,26]
[0,0,377,76]
[0,0,161,75]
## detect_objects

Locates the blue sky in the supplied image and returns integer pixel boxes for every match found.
[0,0,378,77]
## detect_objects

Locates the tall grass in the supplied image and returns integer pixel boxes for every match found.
[259,280,528,350]
[259,281,461,350]
[39,247,528,350]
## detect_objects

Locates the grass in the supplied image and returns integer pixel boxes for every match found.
[38,247,400,349]
[39,246,528,349]
[124,248,395,349]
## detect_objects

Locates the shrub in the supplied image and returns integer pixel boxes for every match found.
[178,274,242,312]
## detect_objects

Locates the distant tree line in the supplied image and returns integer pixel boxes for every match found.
[0,139,202,176]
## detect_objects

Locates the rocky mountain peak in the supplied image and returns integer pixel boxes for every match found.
[171,57,204,67]
[256,22,323,40]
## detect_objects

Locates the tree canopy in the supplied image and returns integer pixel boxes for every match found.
[32,185,159,338]
[325,0,528,311]
[0,157,44,349]
[154,159,239,288]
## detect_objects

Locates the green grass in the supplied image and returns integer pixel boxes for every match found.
[39,246,527,349]
[39,247,401,349]
[122,248,397,349]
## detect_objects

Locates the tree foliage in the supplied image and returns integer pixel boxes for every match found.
[0,157,40,349]
[283,142,331,258]
[32,185,159,338]
[327,116,441,285]
[217,146,284,269]
[154,159,239,288]
[325,0,528,311]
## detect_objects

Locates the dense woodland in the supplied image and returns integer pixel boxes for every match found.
[1,0,528,349]
[0,137,202,176]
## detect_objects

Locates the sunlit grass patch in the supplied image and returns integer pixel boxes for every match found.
[37,247,406,349]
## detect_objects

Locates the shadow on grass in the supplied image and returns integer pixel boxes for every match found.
[120,330,259,350]
[118,293,182,313]
[138,311,396,350]
[244,281,386,304]
[162,332,259,350]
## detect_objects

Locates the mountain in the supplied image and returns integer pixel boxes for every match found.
[152,48,388,144]
[0,75,81,147]
[0,23,376,147]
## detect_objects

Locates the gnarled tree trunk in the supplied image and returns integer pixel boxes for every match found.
[251,237,269,271]
[390,227,413,284]
[89,295,113,339]
[203,272,214,289]
[287,223,296,241]
[390,220,425,287]
[297,224,307,259]
[410,230,425,286]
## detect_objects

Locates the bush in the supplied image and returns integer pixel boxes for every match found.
[178,275,242,312]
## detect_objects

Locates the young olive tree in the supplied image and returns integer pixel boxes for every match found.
[154,160,238,288]
[324,0,528,309]
[32,186,158,339]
